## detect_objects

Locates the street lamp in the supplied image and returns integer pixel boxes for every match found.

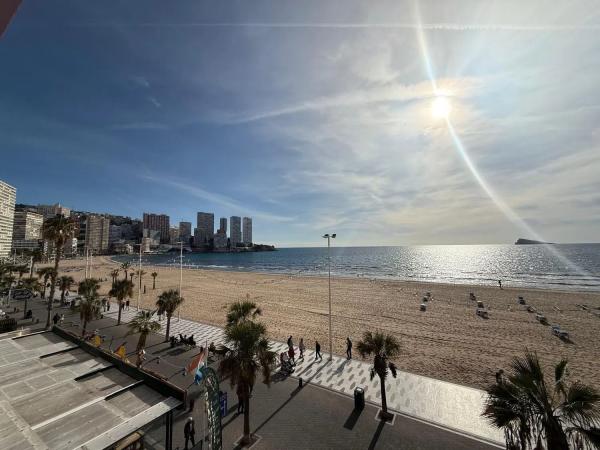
[323,233,336,361]
[177,241,183,322]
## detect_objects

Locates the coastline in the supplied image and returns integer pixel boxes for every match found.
[53,256,600,390]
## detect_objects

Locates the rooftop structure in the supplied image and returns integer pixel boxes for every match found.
[0,329,183,450]
[36,203,70,219]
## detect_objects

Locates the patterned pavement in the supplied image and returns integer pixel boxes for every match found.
[106,303,503,446]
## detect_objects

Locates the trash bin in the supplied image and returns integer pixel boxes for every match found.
[354,387,365,410]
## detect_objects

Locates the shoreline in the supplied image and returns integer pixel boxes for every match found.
[50,256,600,390]
[107,255,600,294]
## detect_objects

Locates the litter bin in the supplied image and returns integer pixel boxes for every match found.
[354,387,365,410]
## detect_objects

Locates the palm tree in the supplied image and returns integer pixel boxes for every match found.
[109,279,134,325]
[37,267,54,299]
[136,269,146,296]
[29,248,43,278]
[483,350,600,450]
[127,310,160,351]
[226,297,262,327]
[19,277,42,319]
[151,272,158,290]
[356,331,400,421]
[42,214,76,327]
[155,289,184,341]
[121,261,131,280]
[110,269,119,288]
[78,280,101,337]
[59,275,75,305]
[16,265,28,280]
[218,302,276,446]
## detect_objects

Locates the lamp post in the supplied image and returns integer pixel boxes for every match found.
[177,241,183,321]
[137,242,142,311]
[322,233,336,361]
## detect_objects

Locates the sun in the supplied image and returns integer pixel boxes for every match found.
[431,96,452,119]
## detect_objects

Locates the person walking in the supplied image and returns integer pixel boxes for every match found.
[315,340,322,361]
[498,279,503,289]
[125,299,130,311]
[106,301,110,311]
[298,338,305,359]
[287,335,293,350]
[52,313,60,325]
[346,337,352,360]
[183,417,196,450]
[101,297,107,312]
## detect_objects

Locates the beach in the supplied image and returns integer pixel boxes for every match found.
[52,256,600,390]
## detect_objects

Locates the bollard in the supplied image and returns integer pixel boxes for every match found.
[299,377,303,388]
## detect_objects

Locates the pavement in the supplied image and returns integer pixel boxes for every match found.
[3,293,501,449]
[109,303,504,446]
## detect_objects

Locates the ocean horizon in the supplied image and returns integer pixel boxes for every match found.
[114,243,600,292]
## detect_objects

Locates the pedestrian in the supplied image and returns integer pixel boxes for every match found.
[498,279,503,289]
[183,417,195,450]
[101,298,107,312]
[136,348,146,368]
[315,341,322,361]
[287,335,293,350]
[346,337,352,360]
[288,345,295,364]
[299,338,305,359]
[60,314,64,324]
[125,300,130,311]
[52,313,60,325]
[106,301,110,311]
[237,384,244,414]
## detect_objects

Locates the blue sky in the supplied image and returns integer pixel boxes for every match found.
[1,1,599,246]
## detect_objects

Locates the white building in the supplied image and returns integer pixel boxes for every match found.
[37,203,70,219]
[230,216,241,247]
[0,180,16,259]
[242,217,253,245]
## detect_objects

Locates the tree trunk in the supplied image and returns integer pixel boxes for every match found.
[117,300,123,325]
[379,375,389,417]
[46,255,61,328]
[123,271,127,281]
[153,278,156,290]
[82,320,87,337]
[60,289,65,305]
[165,315,171,341]
[23,297,28,319]
[243,387,251,444]
[137,333,146,351]
[546,420,569,450]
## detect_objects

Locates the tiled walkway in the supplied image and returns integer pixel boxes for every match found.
[106,304,503,446]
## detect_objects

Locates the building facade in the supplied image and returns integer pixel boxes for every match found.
[242,217,253,245]
[85,215,110,253]
[195,212,214,246]
[230,216,241,247]
[142,213,170,244]
[36,203,70,219]
[219,217,227,234]
[0,180,16,258]
[213,229,228,250]
[12,209,43,252]
[169,227,180,244]
[109,225,121,245]
[179,221,192,243]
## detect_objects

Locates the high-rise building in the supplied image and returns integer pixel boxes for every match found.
[0,180,16,258]
[108,225,121,246]
[143,213,170,244]
[37,203,70,219]
[213,229,228,250]
[169,227,180,244]
[195,212,214,246]
[12,209,43,251]
[219,217,227,234]
[179,221,192,242]
[242,217,253,245]
[230,216,241,247]
[85,215,110,253]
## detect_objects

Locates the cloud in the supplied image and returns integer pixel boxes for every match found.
[130,75,150,88]
[109,122,169,130]
[139,174,294,223]
[147,96,161,108]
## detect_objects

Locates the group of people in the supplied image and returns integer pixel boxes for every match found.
[282,335,353,364]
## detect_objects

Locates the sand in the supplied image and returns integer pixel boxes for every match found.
[49,256,600,390]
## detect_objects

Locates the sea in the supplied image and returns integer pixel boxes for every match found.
[113,244,600,292]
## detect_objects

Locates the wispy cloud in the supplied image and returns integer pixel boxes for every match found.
[147,96,161,108]
[130,75,150,88]
[109,122,169,130]
[139,174,294,223]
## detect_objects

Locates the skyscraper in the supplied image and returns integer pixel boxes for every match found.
[179,221,192,242]
[85,215,110,253]
[0,180,16,258]
[143,213,170,244]
[195,212,214,246]
[242,217,253,245]
[219,217,227,234]
[12,209,43,251]
[230,216,241,247]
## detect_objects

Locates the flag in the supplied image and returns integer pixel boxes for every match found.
[186,347,208,375]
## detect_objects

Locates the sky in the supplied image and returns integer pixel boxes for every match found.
[1,0,599,247]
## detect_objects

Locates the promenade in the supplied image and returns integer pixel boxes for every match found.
[107,303,504,446]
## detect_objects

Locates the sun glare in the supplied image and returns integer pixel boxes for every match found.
[432,96,451,119]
